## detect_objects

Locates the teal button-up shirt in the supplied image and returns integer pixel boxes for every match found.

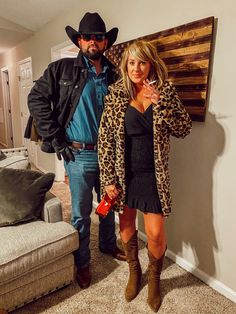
[66,56,108,144]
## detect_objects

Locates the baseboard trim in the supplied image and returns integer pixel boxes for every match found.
[92,200,236,303]
[140,231,236,303]
[166,249,236,304]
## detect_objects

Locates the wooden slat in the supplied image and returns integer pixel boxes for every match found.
[155,34,212,53]
[171,76,208,85]
[178,91,207,99]
[175,84,207,92]
[105,16,215,122]
[152,27,213,49]
[159,43,211,59]
[186,106,206,113]
[148,16,213,39]
[185,106,206,122]
[168,68,208,78]
[161,51,210,65]
[182,99,205,107]
[167,60,209,72]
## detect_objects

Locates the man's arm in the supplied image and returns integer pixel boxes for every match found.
[28,62,74,163]
[28,62,62,140]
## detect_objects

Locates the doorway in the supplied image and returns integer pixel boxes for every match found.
[1,67,14,148]
[18,57,37,166]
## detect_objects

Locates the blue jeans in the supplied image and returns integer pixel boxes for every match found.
[64,149,116,268]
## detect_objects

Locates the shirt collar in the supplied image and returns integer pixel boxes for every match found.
[83,56,109,73]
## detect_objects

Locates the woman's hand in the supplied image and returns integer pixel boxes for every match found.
[143,80,160,105]
[105,184,120,200]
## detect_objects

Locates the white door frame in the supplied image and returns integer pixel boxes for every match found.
[17,57,38,166]
[17,56,32,144]
[1,66,14,148]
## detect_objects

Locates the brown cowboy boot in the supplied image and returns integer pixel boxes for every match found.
[121,231,142,302]
[147,248,166,312]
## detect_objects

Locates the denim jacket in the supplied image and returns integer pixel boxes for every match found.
[26,51,117,152]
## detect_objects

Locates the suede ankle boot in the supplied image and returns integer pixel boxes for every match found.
[147,249,166,312]
[121,231,142,302]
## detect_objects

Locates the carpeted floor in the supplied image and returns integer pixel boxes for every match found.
[12,182,236,314]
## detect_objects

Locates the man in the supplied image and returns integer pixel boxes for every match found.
[27,12,126,289]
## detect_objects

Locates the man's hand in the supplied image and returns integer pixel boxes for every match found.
[52,138,75,164]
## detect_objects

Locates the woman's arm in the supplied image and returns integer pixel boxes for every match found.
[98,93,117,191]
[159,81,192,138]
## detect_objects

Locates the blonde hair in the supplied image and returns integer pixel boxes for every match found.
[120,40,168,99]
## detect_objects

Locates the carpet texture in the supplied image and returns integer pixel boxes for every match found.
[12,182,236,314]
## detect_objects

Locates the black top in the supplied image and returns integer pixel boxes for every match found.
[125,105,155,173]
[124,104,162,213]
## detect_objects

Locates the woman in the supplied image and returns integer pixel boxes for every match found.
[98,40,192,312]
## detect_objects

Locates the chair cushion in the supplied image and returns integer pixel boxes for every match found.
[0,168,55,226]
[0,220,79,283]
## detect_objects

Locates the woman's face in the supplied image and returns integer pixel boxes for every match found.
[127,53,151,85]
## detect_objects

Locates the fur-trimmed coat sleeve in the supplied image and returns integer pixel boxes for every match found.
[98,92,117,186]
[155,81,192,138]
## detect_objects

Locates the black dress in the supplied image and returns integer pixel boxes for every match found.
[125,105,162,213]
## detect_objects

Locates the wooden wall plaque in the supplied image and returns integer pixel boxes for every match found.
[105,16,215,122]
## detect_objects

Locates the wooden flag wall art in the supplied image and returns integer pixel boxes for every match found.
[105,16,215,122]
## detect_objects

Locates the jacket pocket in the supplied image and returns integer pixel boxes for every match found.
[58,80,74,108]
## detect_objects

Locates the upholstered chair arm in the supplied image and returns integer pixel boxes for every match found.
[41,192,63,223]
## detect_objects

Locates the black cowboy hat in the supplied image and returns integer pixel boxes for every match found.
[65,12,118,50]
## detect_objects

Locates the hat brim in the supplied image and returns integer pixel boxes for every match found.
[65,26,118,50]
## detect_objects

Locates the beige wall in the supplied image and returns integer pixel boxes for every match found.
[0,0,235,301]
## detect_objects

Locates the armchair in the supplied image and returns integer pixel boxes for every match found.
[0,147,30,170]
[0,192,79,312]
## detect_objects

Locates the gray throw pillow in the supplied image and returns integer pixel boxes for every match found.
[0,167,55,227]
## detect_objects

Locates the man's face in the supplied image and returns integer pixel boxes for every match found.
[77,34,108,60]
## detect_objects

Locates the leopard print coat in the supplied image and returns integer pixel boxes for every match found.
[98,80,192,216]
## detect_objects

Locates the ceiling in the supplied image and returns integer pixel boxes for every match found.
[0,0,79,54]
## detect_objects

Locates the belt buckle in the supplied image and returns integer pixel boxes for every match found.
[82,143,86,150]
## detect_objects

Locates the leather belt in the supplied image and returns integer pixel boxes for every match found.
[70,141,97,151]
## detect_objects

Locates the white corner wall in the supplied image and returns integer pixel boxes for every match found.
[0,0,235,302]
